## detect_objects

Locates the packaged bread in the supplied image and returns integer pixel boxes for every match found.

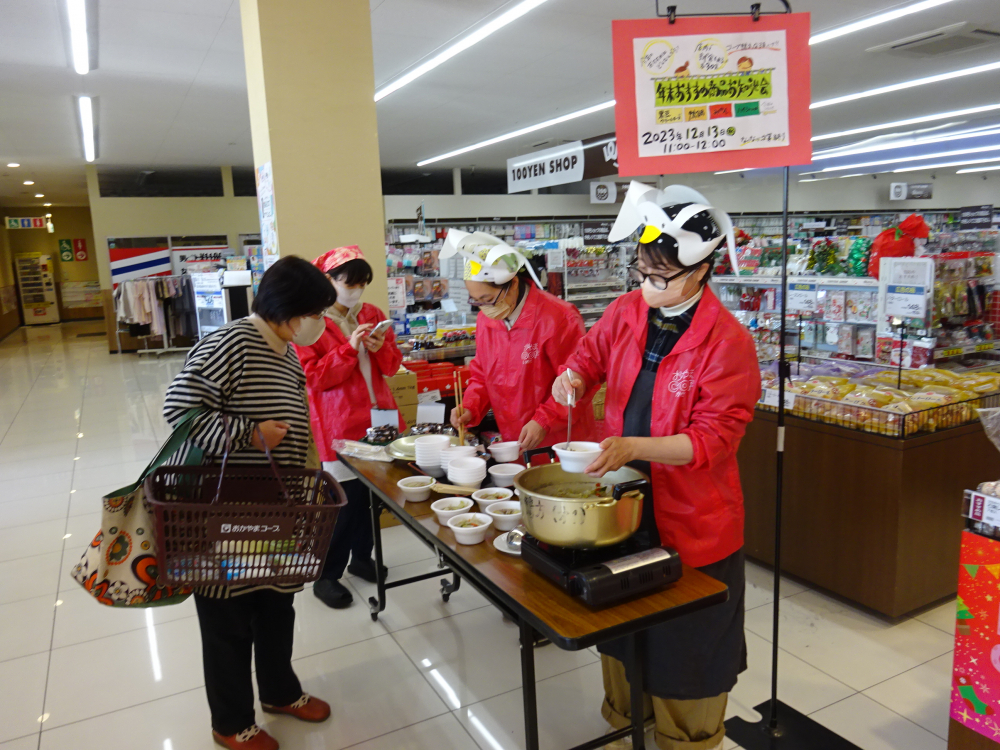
[807,376,850,386]
[842,388,895,408]
[809,382,856,401]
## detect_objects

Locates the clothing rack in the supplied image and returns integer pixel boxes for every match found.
[113,274,199,357]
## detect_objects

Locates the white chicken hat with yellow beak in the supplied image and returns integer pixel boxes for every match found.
[440,229,542,287]
[608,181,739,274]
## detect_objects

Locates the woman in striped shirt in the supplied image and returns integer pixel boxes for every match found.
[164,257,336,750]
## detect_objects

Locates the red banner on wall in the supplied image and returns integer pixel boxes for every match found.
[611,13,812,176]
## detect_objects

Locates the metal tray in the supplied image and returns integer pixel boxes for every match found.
[387,434,462,461]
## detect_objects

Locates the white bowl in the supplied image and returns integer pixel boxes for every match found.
[431,497,475,525]
[450,456,487,473]
[416,463,446,478]
[472,488,514,511]
[448,474,486,489]
[396,475,436,502]
[488,463,524,488]
[484,500,522,531]
[553,441,602,474]
[447,512,493,544]
[440,446,476,470]
[488,441,521,463]
[415,434,451,449]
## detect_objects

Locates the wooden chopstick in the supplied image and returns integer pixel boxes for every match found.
[455,372,465,446]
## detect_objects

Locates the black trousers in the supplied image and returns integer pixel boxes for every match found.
[194,590,303,736]
[321,478,374,580]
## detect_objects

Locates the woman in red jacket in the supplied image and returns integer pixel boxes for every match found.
[296,246,403,609]
[441,230,595,450]
[553,184,759,750]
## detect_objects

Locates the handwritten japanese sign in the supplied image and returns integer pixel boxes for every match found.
[612,14,812,175]
[885,285,927,319]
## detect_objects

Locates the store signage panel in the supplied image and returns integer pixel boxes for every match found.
[5,216,47,229]
[761,389,795,409]
[58,239,74,262]
[960,205,994,230]
[507,133,619,194]
[889,183,933,201]
[73,239,88,261]
[611,13,812,176]
[387,277,406,310]
[786,282,817,312]
[590,181,617,204]
[583,220,615,246]
[885,285,927,319]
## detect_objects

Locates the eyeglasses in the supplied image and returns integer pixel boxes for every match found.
[627,262,690,291]
[469,282,508,308]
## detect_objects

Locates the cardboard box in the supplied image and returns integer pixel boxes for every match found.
[399,403,418,428]
[385,369,418,407]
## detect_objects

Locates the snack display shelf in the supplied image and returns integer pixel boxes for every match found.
[404,344,477,361]
[804,318,879,327]
[715,274,880,288]
[579,305,611,315]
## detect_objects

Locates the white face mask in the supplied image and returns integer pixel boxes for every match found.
[333,282,364,309]
[291,315,326,346]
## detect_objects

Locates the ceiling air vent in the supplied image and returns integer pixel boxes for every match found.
[868,22,1000,58]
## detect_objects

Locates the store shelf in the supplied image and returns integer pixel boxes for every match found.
[935,342,999,360]
[715,274,879,288]
[802,318,879,326]
[579,304,611,315]
[404,344,476,361]
[567,291,624,301]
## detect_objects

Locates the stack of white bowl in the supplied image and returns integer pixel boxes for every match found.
[448,456,487,488]
[440,445,476,473]
[415,435,451,475]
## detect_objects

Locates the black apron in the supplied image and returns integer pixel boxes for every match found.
[597,316,747,700]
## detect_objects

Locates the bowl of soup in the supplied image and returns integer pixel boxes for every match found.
[446,512,493,544]
[484,500,522,531]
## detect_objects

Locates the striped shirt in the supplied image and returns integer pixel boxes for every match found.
[163,317,310,598]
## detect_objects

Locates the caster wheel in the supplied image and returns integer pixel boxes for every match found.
[442,593,451,603]
[370,613,378,622]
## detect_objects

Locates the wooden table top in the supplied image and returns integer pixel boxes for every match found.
[340,455,729,650]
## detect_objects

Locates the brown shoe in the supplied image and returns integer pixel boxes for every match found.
[212,725,279,750]
[261,693,331,723]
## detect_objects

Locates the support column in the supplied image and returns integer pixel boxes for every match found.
[452,167,462,196]
[240,0,388,308]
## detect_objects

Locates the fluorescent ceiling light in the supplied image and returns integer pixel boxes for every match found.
[67,0,89,75]
[957,164,1000,173]
[416,100,614,166]
[34,194,44,198]
[715,168,753,174]
[815,125,1000,160]
[43,203,52,206]
[811,61,1000,109]
[78,96,95,162]
[375,0,551,102]
[809,0,958,45]
[812,104,1000,142]
[7,162,19,168]
[896,155,1000,172]
[23,180,33,185]
[821,144,1000,172]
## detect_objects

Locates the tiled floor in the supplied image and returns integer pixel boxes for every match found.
[0,321,957,750]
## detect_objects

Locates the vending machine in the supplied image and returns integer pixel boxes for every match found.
[15,254,60,324]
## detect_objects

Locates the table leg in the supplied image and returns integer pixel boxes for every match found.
[520,620,540,750]
[367,487,386,622]
[440,569,462,602]
[628,631,646,750]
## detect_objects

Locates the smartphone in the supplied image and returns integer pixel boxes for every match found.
[367,319,394,337]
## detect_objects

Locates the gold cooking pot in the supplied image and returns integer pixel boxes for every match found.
[513,448,650,549]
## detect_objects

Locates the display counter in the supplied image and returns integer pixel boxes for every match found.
[738,409,995,617]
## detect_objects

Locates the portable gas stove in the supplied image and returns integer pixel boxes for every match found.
[520,535,682,608]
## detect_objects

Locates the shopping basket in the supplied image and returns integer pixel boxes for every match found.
[145,422,347,588]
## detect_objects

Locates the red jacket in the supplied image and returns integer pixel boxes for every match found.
[295,304,405,461]
[462,284,596,447]
[564,287,760,567]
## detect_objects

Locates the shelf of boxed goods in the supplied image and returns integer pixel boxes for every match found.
[935,341,1000,360]
[715,274,880,289]
[565,279,625,290]
[567,290,624,302]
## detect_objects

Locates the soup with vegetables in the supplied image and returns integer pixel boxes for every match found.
[454,519,484,528]
[542,483,612,499]
[493,509,519,515]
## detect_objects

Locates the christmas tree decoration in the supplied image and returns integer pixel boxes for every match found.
[846,237,873,277]
[957,596,974,635]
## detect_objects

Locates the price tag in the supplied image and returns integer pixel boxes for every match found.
[370,409,399,428]
[884,285,926,319]
[976,343,995,352]
[387,277,406,310]
[968,492,1000,527]
[786,282,817,312]
[416,403,447,424]
[939,347,963,358]
[761,389,796,409]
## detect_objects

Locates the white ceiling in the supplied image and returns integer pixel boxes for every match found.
[1,0,999,206]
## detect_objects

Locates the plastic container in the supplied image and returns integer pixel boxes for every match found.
[396,475,435,502]
[447,512,493,544]
[431,497,474,525]
[472,487,514,511]
[553,441,602,473]
[484,500,522,531]
[488,463,524,488]
[488,441,520,463]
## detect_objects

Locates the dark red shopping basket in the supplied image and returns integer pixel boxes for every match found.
[145,463,347,588]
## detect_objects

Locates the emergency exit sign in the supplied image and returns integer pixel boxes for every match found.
[5,216,46,229]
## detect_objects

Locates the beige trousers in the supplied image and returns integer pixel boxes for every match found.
[601,655,728,750]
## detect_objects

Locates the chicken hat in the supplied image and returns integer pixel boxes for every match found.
[608,181,739,274]
[440,229,542,286]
